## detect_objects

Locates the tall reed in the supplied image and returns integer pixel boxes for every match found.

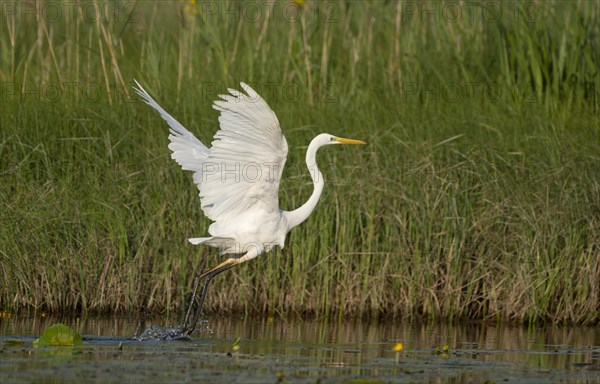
[1,0,598,324]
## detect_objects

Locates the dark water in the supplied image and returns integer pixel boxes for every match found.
[1,315,599,383]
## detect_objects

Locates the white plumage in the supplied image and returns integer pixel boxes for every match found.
[133,80,365,335]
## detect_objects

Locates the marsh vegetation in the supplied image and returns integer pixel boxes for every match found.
[1,1,598,324]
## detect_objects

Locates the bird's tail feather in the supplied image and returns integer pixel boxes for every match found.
[188,236,241,255]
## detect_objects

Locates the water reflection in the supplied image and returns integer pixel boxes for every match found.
[2,315,598,372]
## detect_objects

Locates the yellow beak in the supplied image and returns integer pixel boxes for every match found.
[335,137,367,145]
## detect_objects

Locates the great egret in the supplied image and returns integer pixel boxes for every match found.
[133,81,365,335]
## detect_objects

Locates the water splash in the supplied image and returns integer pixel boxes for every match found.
[134,325,191,341]
[133,320,213,341]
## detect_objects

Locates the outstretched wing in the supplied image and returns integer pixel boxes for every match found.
[133,80,210,175]
[200,83,288,224]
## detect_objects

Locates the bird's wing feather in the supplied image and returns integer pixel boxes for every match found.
[200,83,288,224]
[133,80,210,172]
[134,81,287,235]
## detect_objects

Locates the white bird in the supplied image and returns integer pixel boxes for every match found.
[133,81,365,335]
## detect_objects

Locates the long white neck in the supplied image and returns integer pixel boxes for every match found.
[284,138,325,231]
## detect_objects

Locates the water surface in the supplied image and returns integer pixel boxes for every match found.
[1,315,599,383]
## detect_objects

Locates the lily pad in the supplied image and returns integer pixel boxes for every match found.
[33,323,83,347]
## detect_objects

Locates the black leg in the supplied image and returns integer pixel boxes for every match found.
[183,273,215,334]
[182,273,202,330]
[180,260,238,336]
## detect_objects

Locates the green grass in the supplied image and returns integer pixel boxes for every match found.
[1,0,598,324]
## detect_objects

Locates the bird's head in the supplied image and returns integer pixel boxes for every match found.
[318,133,366,146]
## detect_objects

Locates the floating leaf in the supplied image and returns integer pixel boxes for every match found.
[33,323,82,347]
